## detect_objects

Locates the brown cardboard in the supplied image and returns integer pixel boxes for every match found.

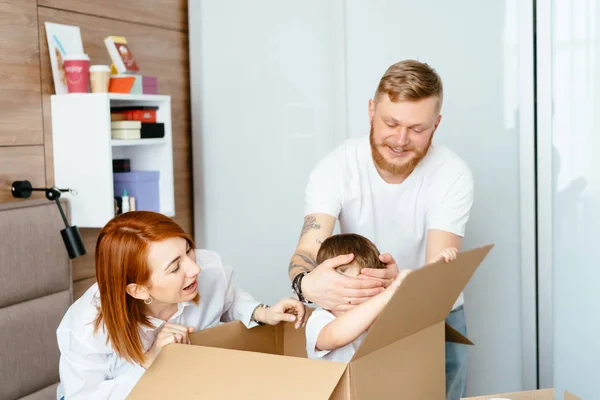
[128,244,493,399]
[565,391,582,400]
[462,389,581,400]
[129,344,347,399]
[352,244,486,360]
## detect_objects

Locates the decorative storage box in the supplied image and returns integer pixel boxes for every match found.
[142,76,158,94]
[113,171,160,212]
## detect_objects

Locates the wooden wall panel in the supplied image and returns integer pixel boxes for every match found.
[0,0,43,146]
[38,0,187,31]
[0,146,46,203]
[0,94,44,146]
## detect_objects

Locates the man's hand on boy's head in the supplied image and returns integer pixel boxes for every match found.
[302,253,384,311]
[357,253,402,288]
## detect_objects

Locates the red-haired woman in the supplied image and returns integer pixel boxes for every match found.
[56,211,306,399]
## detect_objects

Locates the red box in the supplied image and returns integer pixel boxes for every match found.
[111,106,158,123]
[124,109,156,122]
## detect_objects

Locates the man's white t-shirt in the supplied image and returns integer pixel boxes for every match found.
[305,307,367,362]
[304,136,473,309]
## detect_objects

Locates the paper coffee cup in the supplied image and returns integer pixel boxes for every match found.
[90,65,111,93]
[64,54,90,93]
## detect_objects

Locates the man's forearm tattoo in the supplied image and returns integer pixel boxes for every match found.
[288,260,310,275]
[295,252,317,269]
[300,215,321,237]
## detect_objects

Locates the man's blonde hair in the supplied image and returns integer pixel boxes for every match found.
[374,60,443,111]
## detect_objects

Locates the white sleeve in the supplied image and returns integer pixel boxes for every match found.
[426,166,474,237]
[220,265,261,328]
[305,309,337,359]
[57,327,146,400]
[304,148,344,218]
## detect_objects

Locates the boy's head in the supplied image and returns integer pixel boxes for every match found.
[316,233,385,277]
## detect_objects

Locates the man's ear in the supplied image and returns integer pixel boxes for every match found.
[368,99,376,126]
[433,114,442,132]
[126,283,149,301]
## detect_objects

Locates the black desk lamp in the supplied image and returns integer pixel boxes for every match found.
[11,180,86,259]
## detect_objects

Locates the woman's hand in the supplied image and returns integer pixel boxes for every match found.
[142,323,195,369]
[253,297,307,329]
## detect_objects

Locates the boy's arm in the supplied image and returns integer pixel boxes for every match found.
[316,274,404,351]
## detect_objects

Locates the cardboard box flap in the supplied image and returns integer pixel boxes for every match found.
[352,245,493,360]
[281,315,312,357]
[128,344,347,399]
[462,389,582,400]
[189,320,279,355]
[461,388,555,399]
[446,321,473,345]
[565,390,581,400]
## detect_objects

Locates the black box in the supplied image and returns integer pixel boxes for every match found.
[113,159,131,173]
[141,122,165,139]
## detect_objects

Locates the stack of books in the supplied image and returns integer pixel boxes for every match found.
[110,106,165,140]
[111,121,141,140]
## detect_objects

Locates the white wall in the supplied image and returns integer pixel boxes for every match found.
[189,1,534,396]
[189,0,347,304]
[343,0,531,395]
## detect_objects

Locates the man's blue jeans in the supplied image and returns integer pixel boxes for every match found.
[445,305,469,400]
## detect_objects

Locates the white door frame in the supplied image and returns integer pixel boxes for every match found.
[535,0,555,389]
[518,0,539,390]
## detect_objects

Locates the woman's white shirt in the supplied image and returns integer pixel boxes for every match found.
[56,249,260,400]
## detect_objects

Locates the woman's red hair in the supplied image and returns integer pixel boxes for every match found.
[93,211,195,365]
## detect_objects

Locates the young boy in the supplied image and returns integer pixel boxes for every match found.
[305,233,457,362]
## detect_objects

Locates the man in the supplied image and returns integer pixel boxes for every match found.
[288,60,473,400]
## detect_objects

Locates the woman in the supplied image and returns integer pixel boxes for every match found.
[56,211,306,399]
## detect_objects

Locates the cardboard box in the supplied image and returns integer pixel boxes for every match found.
[462,388,581,400]
[128,245,494,399]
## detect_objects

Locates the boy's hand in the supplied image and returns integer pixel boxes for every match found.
[428,247,458,264]
[386,269,411,291]
[380,269,412,304]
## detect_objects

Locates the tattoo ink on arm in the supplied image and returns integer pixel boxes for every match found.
[300,215,321,238]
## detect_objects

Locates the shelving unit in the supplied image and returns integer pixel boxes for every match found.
[51,93,175,228]
[111,138,167,147]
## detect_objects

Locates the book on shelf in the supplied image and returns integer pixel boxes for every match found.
[104,36,140,74]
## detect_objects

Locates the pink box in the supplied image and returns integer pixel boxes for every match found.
[142,76,158,94]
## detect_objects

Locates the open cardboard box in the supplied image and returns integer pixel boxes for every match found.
[462,388,581,400]
[128,245,494,399]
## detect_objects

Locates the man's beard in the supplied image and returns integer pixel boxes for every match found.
[369,125,433,177]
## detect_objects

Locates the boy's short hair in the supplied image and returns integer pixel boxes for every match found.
[316,233,385,271]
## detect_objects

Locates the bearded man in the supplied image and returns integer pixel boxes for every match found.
[288,60,474,400]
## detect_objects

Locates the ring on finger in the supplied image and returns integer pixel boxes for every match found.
[347,297,352,304]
